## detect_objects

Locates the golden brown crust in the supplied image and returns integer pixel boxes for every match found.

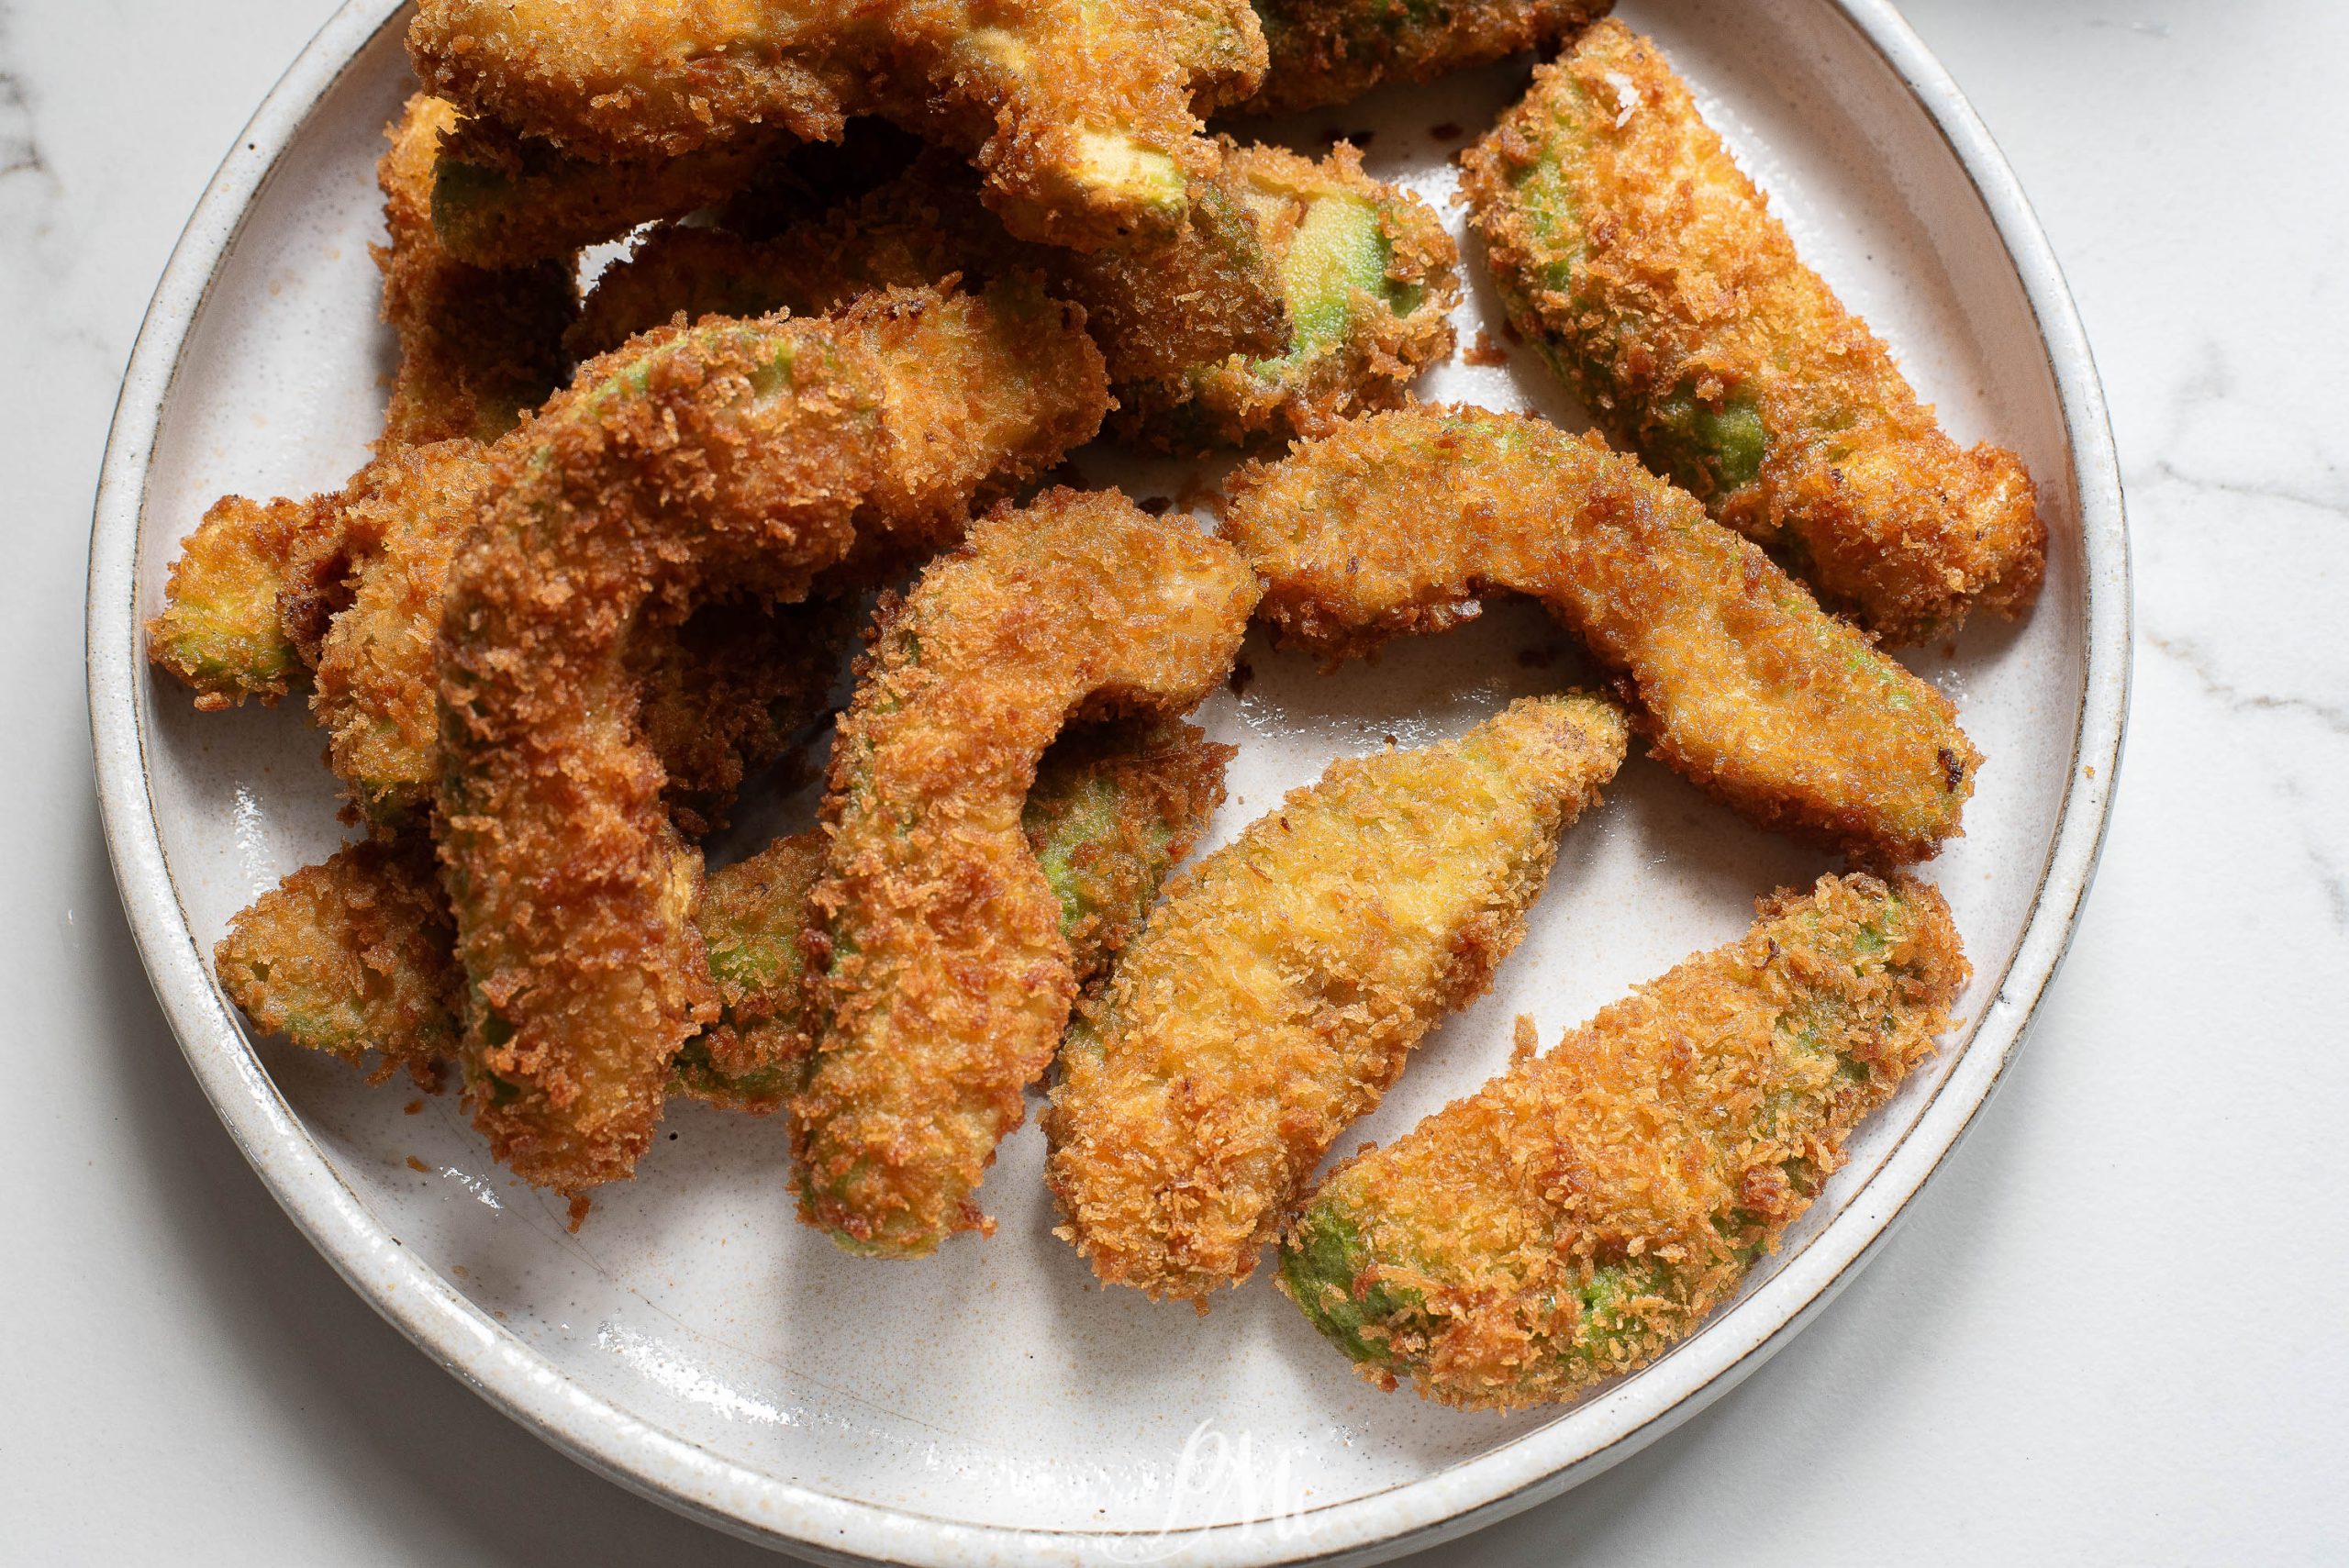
[570,150,1289,400]
[437,285,1108,1194]
[406,0,1266,253]
[1242,0,1612,117]
[684,717,1234,1114]
[1279,873,1967,1408]
[793,489,1259,1256]
[1460,21,2044,642]
[145,495,331,709]
[215,836,461,1088]
[1046,694,1628,1302]
[1220,405,1981,862]
[376,95,577,448]
[426,110,786,270]
[572,139,1453,450]
[406,0,874,161]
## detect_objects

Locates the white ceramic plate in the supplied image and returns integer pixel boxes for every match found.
[88,3,2127,1563]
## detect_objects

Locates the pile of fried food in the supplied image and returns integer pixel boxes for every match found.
[149,6,2039,1413]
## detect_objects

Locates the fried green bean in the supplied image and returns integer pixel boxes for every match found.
[437,282,1108,1193]
[1279,872,1966,1408]
[794,489,1258,1256]
[1220,405,1980,862]
[1047,694,1627,1303]
[1241,0,1612,117]
[1461,20,2043,642]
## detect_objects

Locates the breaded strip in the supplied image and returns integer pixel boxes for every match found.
[1141,139,1457,448]
[377,95,579,445]
[1278,873,1966,1409]
[307,440,494,823]
[215,721,1229,1111]
[572,142,1453,448]
[215,835,461,1088]
[1241,0,1612,117]
[794,490,1259,1256]
[438,283,1108,1193]
[685,717,1234,1112]
[406,0,878,160]
[1047,694,1628,1303]
[1220,406,1980,862]
[878,0,1264,249]
[269,433,847,830]
[407,0,1264,252]
[148,98,574,710]
[146,495,325,709]
[428,111,788,269]
[1461,21,2043,642]
[570,151,1284,431]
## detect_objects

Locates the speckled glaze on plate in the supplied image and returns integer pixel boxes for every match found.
[87,3,2127,1562]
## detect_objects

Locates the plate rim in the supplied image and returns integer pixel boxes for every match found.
[84,3,2131,1563]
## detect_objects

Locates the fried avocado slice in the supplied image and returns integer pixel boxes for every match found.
[407,0,1264,253]
[684,717,1234,1112]
[1147,138,1455,448]
[876,0,1265,250]
[378,96,579,443]
[1046,695,1628,1302]
[437,284,1108,1194]
[146,495,328,708]
[573,141,1449,447]
[1461,21,2044,643]
[1279,873,1967,1409]
[1242,0,1612,117]
[307,439,494,824]
[310,435,855,831]
[571,151,1285,430]
[406,0,880,161]
[214,720,1229,1110]
[215,835,462,1088]
[426,110,790,271]
[1220,406,1981,862]
[794,489,1259,1257]
[147,99,575,710]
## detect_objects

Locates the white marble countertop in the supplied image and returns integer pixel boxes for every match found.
[5,1,2343,1562]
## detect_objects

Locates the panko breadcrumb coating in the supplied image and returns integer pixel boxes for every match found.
[147,96,574,712]
[794,489,1259,1257]
[1220,405,1980,862]
[217,721,1230,1110]
[1241,0,1612,117]
[436,283,1109,1195]
[1279,872,1967,1409]
[573,142,1453,449]
[1047,694,1628,1304]
[427,109,788,270]
[1461,21,2043,643]
[376,95,579,445]
[146,495,324,709]
[406,0,1265,253]
[685,717,1234,1112]
[215,835,461,1088]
